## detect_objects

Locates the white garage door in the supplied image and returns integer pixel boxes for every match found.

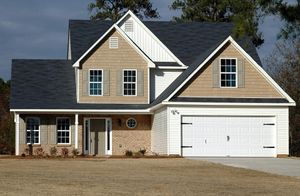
[182,116,276,157]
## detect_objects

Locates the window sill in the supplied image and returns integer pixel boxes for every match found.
[57,144,72,147]
[26,144,41,147]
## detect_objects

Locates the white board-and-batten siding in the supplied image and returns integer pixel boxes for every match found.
[164,106,289,156]
[119,16,175,62]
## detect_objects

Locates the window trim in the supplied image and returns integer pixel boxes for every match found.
[88,69,103,96]
[56,117,71,145]
[126,118,137,129]
[219,58,238,88]
[25,117,40,145]
[109,37,119,49]
[122,69,137,96]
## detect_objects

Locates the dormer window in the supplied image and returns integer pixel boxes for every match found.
[125,20,134,32]
[109,37,118,49]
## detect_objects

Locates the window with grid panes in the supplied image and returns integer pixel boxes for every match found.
[220,58,237,87]
[57,118,70,144]
[123,70,136,96]
[89,70,102,95]
[26,118,40,144]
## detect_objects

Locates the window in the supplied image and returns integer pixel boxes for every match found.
[89,70,102,96]
[220,58,237,87]
[125,20,133,32]
[57,118,71,144]
[126,118,137,129]
[26,118,40,144]
[123,70,137,96]
[109,37,118,49]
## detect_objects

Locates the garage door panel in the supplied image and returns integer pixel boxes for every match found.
[182,116,276,157]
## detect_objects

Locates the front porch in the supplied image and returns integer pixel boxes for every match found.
[15,114,152,156]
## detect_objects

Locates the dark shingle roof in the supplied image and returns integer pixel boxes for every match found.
[10,59,149,109]
[69,20,113,63]
[11,20,278,110]
[69,20,261,66]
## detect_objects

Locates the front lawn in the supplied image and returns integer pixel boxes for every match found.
[0,158,299,195]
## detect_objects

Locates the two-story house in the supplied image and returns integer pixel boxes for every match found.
[10,11,295,157]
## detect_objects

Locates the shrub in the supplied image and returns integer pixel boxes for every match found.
[125,150,133,157]
[24,148,30,155]
[61,147,69,157]
[50,147,58,157]
[34,147,44,157]
[133,151,143,158]
[139,148,146,156]
[71,148,79,157]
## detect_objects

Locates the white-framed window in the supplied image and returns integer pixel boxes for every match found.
[220,58,237,87]
[123,69,137,96]
[125,20,133,32]
[126,118,137,129]
[89,69,103,96]
[109,37,118,49]
[57,118,71,144]
[26,117,40,144]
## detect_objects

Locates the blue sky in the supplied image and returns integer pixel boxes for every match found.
[0,0,284,81]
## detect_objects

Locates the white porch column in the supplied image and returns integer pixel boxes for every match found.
[75,114,78,149]
[14,113,20,156]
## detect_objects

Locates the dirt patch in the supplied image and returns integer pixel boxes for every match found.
[0,159,300,195]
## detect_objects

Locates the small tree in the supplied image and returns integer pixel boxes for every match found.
[170,0,265,47]
[264,39,300,156]
[88,0,159,21]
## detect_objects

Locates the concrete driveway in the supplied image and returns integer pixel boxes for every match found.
[192,158,300,178]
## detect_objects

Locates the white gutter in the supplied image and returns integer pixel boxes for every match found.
[161,101,296,107]
[10,109,152,114]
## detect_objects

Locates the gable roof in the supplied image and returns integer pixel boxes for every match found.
[11,13,294,111]
[151,36,295,106]
[72,24,155,68]
[69,20,261,67]
[69,20,113,63]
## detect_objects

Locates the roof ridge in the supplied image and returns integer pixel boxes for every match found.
[69,19,234,25]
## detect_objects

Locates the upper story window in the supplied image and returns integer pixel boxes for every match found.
[220,58,237,87]
[26,117,40,144]
[89,70,103,96]
[123,69,137,96]
[57,118,71,144]
[109,37,118,49]
[125,20,133,32]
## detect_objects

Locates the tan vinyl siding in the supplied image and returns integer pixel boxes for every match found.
[79,30,148,104]
[178,42,283,98]
[19,114,82,156]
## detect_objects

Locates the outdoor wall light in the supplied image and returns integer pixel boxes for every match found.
[118,119,122,126]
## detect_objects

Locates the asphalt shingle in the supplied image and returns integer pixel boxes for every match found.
[11,20,282,110]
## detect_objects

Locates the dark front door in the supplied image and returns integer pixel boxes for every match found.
[89,119,106,155]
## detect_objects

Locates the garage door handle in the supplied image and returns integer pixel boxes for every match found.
[227,136,230,141]
[263,146,275,148]
[181,146,192,148]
